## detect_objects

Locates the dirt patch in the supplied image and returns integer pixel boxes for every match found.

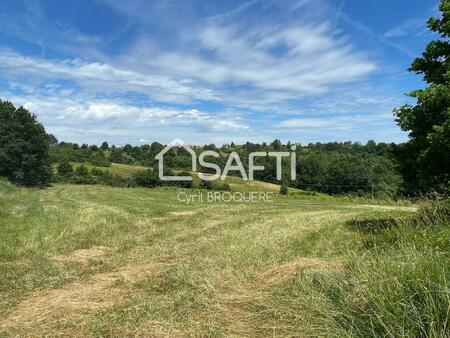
[53,246,108,265]
[255,257,343,288]
[0,262,168,337]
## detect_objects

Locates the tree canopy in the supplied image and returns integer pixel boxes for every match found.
[0,100,51,186]
[394,0,450,193]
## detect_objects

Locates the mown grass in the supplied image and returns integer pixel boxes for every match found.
[0,179,447,337]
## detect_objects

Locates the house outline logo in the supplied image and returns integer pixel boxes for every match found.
[155,138,196,181]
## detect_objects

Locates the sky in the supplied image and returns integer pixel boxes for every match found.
[0,0,440,145]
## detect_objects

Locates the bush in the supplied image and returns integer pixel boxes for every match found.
[75,165,89,177]
[68,165,95,184]
[57,161,73,176]
[199,180,213,190]
[133,169,162,188]
[280,184,288,195]
[175,171,193,188]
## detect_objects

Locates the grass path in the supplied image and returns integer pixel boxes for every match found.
[0,183,418,336]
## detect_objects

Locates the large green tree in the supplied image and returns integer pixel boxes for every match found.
[0,100,52,186]
[394,0,450,194]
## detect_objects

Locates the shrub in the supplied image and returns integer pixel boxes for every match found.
[57,161,73,176]
[68,165,95,184]
[280,184,288,195]
[200,180,213,190]
[75,165,89,177]
[133,169,162,188]
[175,171,193,188]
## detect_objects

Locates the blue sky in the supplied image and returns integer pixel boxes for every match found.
[0,0,439,145]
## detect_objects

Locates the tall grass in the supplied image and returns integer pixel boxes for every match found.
[269,199,449,337]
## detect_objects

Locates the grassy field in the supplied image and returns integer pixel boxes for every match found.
[0,179,448,337]
[70,162,148,178]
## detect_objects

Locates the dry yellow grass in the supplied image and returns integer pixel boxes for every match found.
[1,248,174,337]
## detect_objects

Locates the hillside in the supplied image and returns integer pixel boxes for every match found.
[67,162,300,193]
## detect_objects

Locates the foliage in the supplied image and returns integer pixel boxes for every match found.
[49,139,401,196]
[199,180,213,190]
[176,171,193,188]
[279,184,288,195]
[394,0,450,194]
[56,161,73,177]
[68,165,95,184]
[133,169,161,188]
[220,183,231,191]
[54,163,134,187]
[0,100,51,187]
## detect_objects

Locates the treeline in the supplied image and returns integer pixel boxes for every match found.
[49,138,402,196]
[2,87,446,197]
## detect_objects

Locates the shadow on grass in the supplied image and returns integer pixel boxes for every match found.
[345,217,399,234]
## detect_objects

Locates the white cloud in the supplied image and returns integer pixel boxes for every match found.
[142,22,376,99]
[6,92,249,132]
[384,18,424,38]
[0,49,217,104]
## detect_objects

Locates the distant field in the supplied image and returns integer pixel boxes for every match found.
[67,162,302,193]
[71,162,148,177]
[0,180,434,337]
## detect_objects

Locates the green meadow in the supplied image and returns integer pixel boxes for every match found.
[0,178,448,337]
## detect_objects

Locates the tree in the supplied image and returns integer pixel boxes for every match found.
[100,141,109,151]
[47,133,58,146]
[271,139,282,150]
[394,0,450,193]
[0,100,51,186]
